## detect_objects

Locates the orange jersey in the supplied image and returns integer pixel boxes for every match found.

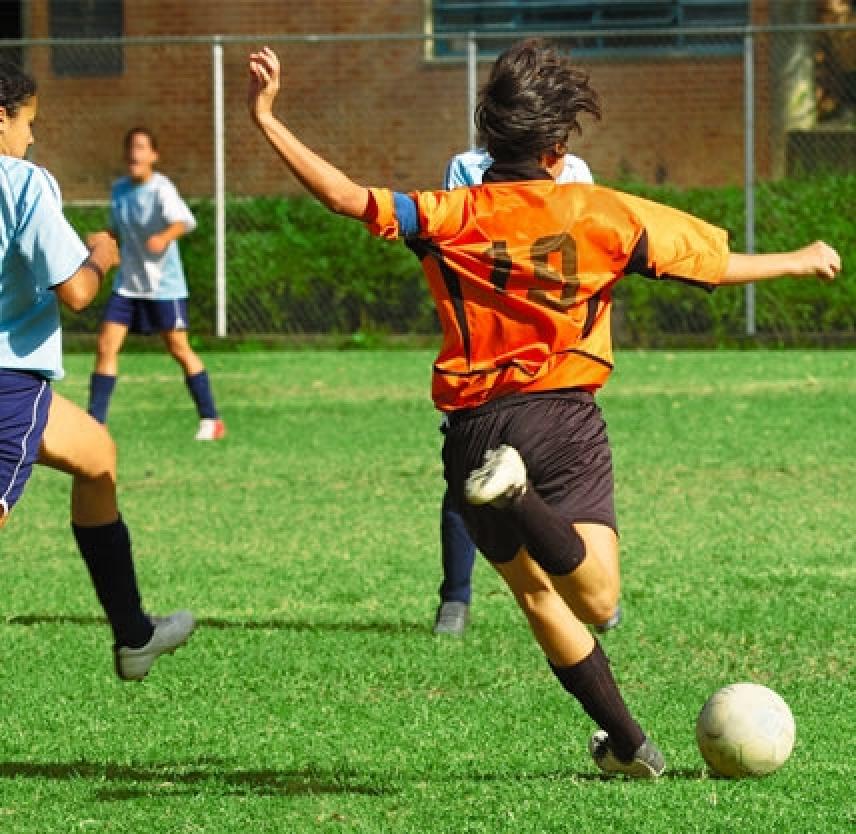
[367,181,729,411]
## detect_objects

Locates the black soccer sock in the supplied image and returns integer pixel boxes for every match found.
[507,484,587,575]
[549,642,646,762]
[72,516,154,649]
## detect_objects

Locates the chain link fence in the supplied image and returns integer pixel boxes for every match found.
[2,24,854,344]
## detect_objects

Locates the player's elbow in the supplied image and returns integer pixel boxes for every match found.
[325,193,355,217]
[325,183,369,220]
[60,286,92,313]
[56,274,96,313]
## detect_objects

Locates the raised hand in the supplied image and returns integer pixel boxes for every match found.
[248,47,281,124]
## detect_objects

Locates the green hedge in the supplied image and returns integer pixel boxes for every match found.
[64,174,856,344]
[613,176,856,343]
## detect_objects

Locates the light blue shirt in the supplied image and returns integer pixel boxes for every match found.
[443,148,594,189]
[0,157,89,380]
[111,172,196,300]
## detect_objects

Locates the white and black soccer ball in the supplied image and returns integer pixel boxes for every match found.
[696,683,796,778]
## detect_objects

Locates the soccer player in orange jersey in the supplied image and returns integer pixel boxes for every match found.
[247,42,841,778]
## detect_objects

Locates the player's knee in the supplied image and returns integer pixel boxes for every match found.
[578,587,620,627]
[513,582,557,622]
[96,331,117,360]
[79,428,117,485]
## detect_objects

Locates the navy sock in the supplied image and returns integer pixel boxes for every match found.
[88,373,117,424]
[508,484,587,575]
[72,516,153,649]
[549,642,646,762]
[185,371,218,419]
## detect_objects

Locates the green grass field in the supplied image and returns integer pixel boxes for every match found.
[1,350,853,833]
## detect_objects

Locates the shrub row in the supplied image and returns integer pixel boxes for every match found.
[64,174,856,345]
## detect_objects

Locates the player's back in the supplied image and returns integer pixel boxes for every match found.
[374,177,727,410]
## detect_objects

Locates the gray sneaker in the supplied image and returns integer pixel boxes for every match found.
[589,731,665,779]
[595,604,623,634]
[432,601,469,636]
[114,610,196,681]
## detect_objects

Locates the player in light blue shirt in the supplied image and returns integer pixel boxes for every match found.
[443,147,593,190]
[0,60,195,679]
[432,148,617,638]
[87,127,225,440]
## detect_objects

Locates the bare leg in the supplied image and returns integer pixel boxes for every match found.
[492,546,650,768]
[549,522,620,626]
[37,392,154,651]
[492,547,595,665]
[160,328,204,376]
[94,320,129,377]
[38,392,118,525]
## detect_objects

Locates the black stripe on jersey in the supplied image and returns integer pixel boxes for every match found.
[430,247,472,365]
[581,293,601,339]
[626,230,656,279]
[405,238,431,259]
[404,237,470,354]
[433,346,613,378]
[661,273,717,293]
[626,228,716,293]
[568,347,614,370]
[405,239,473,363]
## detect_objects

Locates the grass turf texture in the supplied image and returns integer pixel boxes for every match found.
[0,350,853,833]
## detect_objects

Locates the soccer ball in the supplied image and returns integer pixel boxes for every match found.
[696,683,795,778]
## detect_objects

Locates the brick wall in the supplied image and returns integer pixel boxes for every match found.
[21,0,767,199]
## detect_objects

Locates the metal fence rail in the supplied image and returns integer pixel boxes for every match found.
[1,25,854,342]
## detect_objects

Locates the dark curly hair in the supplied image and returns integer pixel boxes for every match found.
[475,39,601,164]
[0,61,37,117]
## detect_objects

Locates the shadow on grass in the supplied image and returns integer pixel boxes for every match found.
[0,759,389,800]
[4,614,423,635]
[456,767,707,783]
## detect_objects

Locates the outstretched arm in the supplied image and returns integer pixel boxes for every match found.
[723,242,841,285]
[248,47,371,220]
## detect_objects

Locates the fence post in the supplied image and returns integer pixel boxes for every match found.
[212,37,227,338]
[743,30,756,337]
[466,32,477,150]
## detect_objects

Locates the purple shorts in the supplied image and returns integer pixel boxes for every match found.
[0,370,52,516]
[103,292,189,335]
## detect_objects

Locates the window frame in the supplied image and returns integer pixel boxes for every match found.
[425,0,750,61]
[48,0,124,78]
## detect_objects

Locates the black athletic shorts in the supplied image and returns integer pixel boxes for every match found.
[442,389,616,564]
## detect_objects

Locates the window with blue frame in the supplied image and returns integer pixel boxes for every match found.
[430,1,750,58]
